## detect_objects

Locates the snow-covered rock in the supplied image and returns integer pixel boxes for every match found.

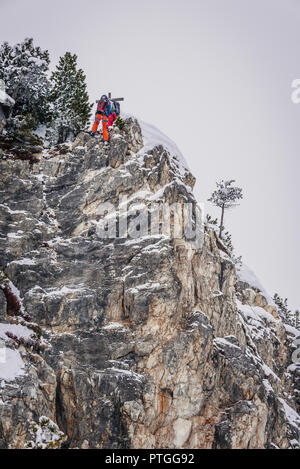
[0,117,299,449]
[237,262,274,306]
[0,90,15,108]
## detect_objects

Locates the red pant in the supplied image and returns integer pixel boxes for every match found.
[91,113,109,141]
[108,112,117,127]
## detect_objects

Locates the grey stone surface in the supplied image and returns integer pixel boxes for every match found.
[0,118,299,448]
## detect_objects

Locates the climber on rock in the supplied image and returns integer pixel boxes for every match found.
[91,94,112,142]
[91,96,121,142]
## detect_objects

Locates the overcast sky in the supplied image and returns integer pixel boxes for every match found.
[1,0,299,310]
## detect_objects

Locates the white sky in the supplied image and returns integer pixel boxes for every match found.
[1,0,299,310]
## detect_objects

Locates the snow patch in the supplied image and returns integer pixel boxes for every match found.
[237,300,277,324]
[121,112,190,176]
[237,263,274,306]
[0,204,27,215]
[33,124,46,139]
[7,232,24,239]
[10,258,36,266]
[46,285,86,297]
[261,363,280,382]
[102,322,126,331]
[104,367,144,383]
[0,89,15,106]
[214,337,241,350]
[0,347,24,382]
[263,378,274,395]
[0,323,34,342]
[127,282,162,294]
[284,323,300,338]
[278,398,300,430]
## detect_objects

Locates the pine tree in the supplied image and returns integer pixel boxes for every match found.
[115,116,125,131]
[208,180,243,238]
[273,293,299,328]
[47,52,92,144]
[0,38,50,131]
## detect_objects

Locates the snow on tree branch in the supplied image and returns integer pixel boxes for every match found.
[208,179,243,239]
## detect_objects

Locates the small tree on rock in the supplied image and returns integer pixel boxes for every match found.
[47,52,92,145]
[273,293,299,329]
[208,179,243,238]
[26,416,66,449]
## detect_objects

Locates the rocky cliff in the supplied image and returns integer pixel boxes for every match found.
[0,118,299,449]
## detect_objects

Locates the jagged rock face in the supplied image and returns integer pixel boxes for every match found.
[0,118,299,449]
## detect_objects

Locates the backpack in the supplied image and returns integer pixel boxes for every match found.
[112,100,120,116]
[97,95,110,114]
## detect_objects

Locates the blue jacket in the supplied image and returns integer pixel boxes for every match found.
[104,101,112,116]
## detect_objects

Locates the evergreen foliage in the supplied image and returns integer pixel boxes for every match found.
[208,180,243,238]
[0,38,50,132]
[47,52,92,144]
[0,39,93,146]
[273,293,300,329]
[115,115,125,131]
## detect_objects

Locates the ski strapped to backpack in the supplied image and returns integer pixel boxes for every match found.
[111,100,120,116]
